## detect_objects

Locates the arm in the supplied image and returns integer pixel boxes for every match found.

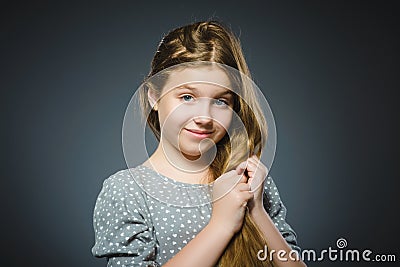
[164,169,253,267]
[250,205,306,267]
[163,219,233,267]
[92,172,159,266]
[242,156,307,267]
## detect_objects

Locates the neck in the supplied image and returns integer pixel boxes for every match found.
[145,141,214,184]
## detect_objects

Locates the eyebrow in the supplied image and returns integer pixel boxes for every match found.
[176,85,233,97]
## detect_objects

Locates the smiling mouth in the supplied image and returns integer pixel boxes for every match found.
[185,129,214,138]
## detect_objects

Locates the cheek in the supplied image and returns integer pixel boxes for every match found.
[212,109,233,133]
[158,102,193,128]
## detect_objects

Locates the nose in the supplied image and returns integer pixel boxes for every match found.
[193,116,213,125]
[193,98,213,125]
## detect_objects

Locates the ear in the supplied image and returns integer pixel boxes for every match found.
[147,88,159,111]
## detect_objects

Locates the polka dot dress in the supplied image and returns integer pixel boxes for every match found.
[91,165,300,266]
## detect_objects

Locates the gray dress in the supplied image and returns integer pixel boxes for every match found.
[91,165,300,266]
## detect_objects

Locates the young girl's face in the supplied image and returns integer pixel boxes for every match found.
[153,67,234,160]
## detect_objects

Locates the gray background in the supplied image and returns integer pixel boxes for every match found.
[1,1,398,266]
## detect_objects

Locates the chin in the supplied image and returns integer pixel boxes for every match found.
[181,151,202,160]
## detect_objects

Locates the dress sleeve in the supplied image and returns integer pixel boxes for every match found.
[91,171,160,267]
[263,175,301,253]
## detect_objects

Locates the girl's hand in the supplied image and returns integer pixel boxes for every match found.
[210,168,254,235]
[237,155,268,213]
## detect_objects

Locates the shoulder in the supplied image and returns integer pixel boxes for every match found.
[96,166,149,205]
[101,167,143,190]
[262,175,284,215]
[94,166,155,216]
[263,175,280,199]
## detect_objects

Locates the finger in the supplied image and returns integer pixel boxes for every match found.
[235,192,253,209]
[250,181,261,192]
[235,161,253,179]
[215,169,237,182]
[247,159,269,178]
[241,190,254,201]
[249,157,269,172]
[244,162,257,177]
[248,156,260,165]
[218,172,247,189]
[247,157,259,167]
[236,182,251,192]
[237,173,248,184]
[249,176,265,192]
[236,161,248,175]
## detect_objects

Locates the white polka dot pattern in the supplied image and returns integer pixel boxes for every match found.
[91,165,300,266]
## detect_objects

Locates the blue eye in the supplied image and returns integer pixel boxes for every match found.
[182,95,194,102]
[214,99,228,106]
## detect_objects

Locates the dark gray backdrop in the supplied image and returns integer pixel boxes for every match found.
[2,1,398,267]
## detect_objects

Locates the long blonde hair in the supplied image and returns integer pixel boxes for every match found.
[139,21,271,267]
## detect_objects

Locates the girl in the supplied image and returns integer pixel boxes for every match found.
[92,21,306,267]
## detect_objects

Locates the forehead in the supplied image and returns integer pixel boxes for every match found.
[161,65,232,95]
[174,83,233,97]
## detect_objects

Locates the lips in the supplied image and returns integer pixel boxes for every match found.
[186,129,213,134]
[184,128,214,138]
